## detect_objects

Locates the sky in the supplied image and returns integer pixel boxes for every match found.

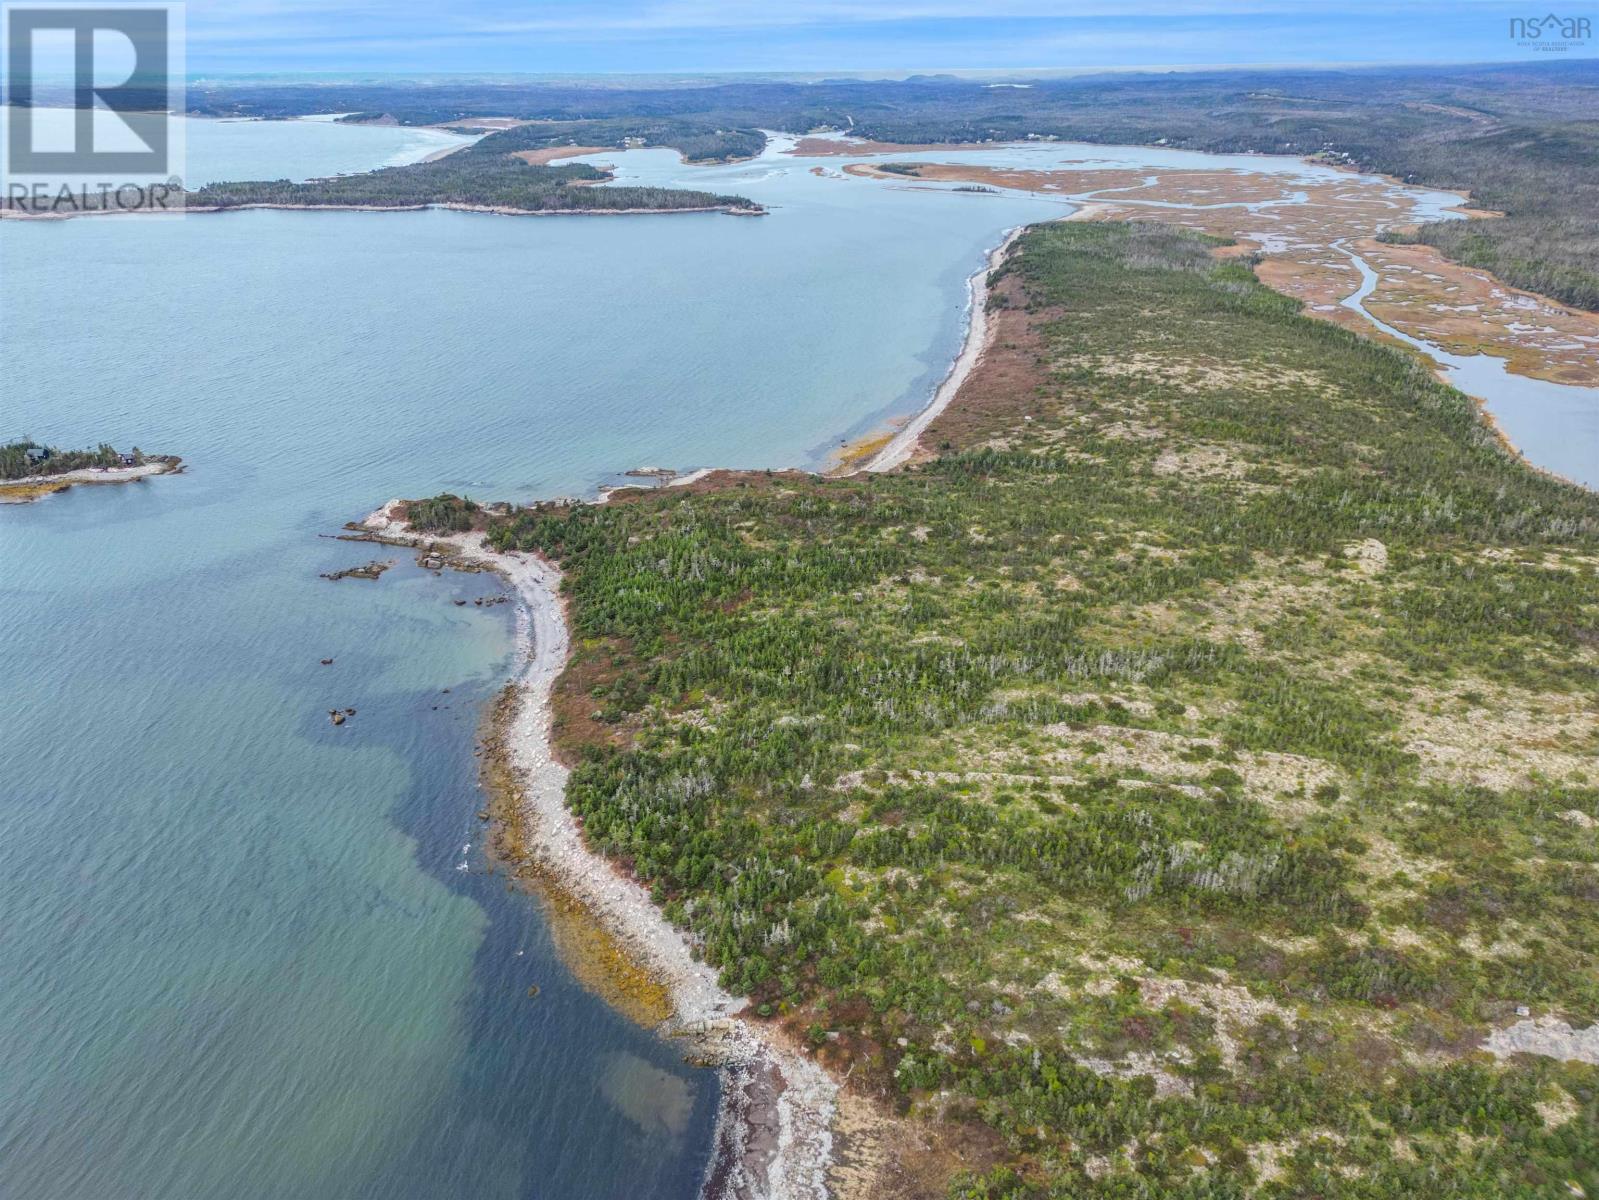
[162,1,1599,75]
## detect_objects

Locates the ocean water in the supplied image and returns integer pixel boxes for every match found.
[2,119,1593,1200]
[0,117,1062,1200]
[2,108,474,186]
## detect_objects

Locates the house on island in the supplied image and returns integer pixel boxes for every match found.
[25,446,49,466]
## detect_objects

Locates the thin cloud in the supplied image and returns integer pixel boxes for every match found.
[176,0,1577,73]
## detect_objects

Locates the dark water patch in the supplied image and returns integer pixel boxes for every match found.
[349,558,720,1200]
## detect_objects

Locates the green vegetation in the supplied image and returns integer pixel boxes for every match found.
[1,440,140,479]
[187,140,757,214]
[480,119,767,164]
[0,119,758,215]
[1382,197,1599,311]
[190,62,1599,309]
[405,493,480,533]
[465,222,1596,1195]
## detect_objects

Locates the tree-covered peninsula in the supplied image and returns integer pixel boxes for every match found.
[0,440,178,502]
[437,221,1597,1197]
[191,61,1599,310]
[1,124,760,217]
[187,146,759,215]
[2,440,128,479]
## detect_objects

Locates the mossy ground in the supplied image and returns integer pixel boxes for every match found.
[0,479,73,503]
[481,222,1598,1197]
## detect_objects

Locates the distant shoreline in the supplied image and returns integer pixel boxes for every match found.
[1,201,764,222]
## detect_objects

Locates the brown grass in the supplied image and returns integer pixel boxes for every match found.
[917,271,1054,453]
[845,159,1599,387]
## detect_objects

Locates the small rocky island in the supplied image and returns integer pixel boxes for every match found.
[0,441,181,504]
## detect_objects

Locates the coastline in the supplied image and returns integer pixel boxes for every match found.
[860,225,1025,472]
[1327,241,1594,492]
[0,457,181,504]
[355,506,838,1200]
[334,169,1595,1196]
[337,197,1596,1198]
[1443,377,1588,492]
[1,201,764,222]
[419,134,481,163]
[342,224,1050,1197]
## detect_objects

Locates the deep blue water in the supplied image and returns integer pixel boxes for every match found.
[2,120,1593,1200]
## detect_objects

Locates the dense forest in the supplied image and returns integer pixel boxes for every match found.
[187,139,758,214]
[436,119,768,165]
[188,61,1599,308]
[0,116,759,215]
[448,221,1598,1196]
[0,441,137,480]
[406,493,479,532]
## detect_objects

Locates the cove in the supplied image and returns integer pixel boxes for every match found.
[2,118,1592,1200]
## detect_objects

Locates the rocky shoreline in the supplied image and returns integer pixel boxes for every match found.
[0,456,182,504]
[328,220,1035,1199]
[354,503,838,1200]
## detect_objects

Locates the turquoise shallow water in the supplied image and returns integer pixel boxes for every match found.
[0,118,1062,1200]
[2,119,1594,1200]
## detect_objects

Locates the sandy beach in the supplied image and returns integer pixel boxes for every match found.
[420,140,476,163]
[358,503,838,1200]
[512,145,611,165]
[862,226,1024,472]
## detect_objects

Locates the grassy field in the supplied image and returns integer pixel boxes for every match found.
[475,222,1598,1196]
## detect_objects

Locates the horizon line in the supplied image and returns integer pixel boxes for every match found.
[183,55,1597,83]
